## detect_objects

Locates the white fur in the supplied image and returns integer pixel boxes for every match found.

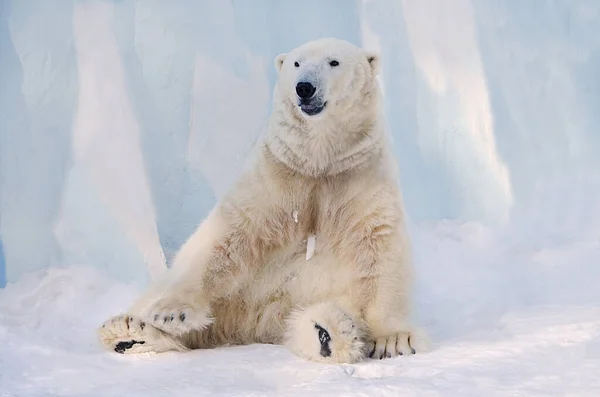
[284,301,366,363]
[99,38,428,363]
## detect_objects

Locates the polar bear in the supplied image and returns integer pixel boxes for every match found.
[99,37,427,363]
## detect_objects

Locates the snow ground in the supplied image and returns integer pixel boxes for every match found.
[0,220,598,397]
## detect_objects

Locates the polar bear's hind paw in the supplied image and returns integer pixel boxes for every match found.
[314,322,332,357]
[114,339,146,354]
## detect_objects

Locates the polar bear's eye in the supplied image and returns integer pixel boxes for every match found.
[294,61,300,67]
[329,60,339,67]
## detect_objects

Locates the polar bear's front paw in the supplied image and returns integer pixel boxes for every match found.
[142,297,212,336]
[284,302,366,364]
[366,329,429,359]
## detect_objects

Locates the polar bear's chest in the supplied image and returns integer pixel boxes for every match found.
[251,196,360,305]
[282,187,356,262]
[283,209,331,262]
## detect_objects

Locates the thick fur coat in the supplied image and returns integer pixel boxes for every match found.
[99,38,427,363]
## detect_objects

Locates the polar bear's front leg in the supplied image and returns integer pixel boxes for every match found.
[284,302,367,363]
[339,189,430,360]
[131,191,291,338]
[97,203,257,352]
[360,251,431,359]
[358,249,430,359]
[125,210,225,337]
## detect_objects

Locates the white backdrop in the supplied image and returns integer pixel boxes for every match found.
[1,0,599,286]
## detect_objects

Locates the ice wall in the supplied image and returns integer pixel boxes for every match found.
[1,0,599,287]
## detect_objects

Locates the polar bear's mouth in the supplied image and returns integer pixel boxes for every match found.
[300,101,326,116]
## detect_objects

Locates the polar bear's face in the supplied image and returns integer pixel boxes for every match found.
[274,38,380,120]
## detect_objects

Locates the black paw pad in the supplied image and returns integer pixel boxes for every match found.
[114,340,145,354]
[179,313,186,322]
[154,314,159,321]
[314,323,332,358]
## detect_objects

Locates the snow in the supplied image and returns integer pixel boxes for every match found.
[1,220,599,396]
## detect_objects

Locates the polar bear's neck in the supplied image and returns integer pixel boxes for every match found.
[264,107,385,178]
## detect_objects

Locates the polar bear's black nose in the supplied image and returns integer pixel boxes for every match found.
[296,82,316,99]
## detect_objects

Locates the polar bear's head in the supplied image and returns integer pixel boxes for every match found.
[274,38,380,122]
[266,38,384,177]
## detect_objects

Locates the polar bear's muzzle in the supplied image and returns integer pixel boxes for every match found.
[299,100,327,116]
[296,81,326,116]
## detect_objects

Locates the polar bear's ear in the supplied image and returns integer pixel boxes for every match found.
[366,52,380,75]
[275,53,287,72]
